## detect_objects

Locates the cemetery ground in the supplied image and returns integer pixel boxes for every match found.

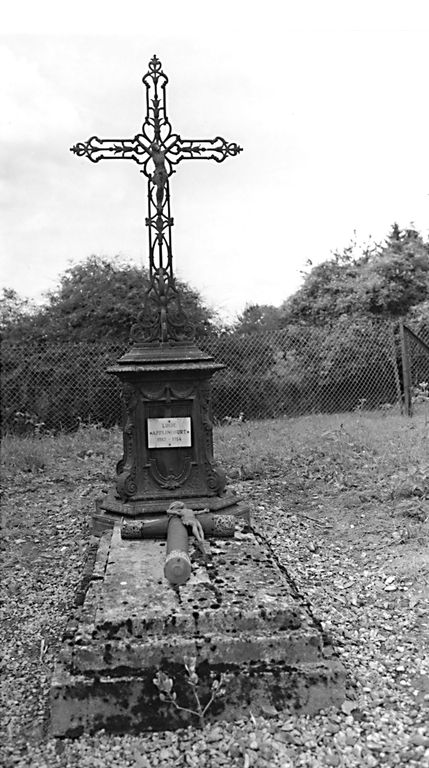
[1,410,428,768]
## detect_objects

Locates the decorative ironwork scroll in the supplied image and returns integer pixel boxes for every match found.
[71,55,242,343]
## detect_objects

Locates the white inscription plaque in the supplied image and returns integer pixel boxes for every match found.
[147,417,192,449]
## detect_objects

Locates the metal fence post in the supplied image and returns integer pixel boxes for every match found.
[389,324,403,410]
[399,321,412,416]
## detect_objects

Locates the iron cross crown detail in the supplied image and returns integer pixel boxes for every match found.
[71,55,243,344]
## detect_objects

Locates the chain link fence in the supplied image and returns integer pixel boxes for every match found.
[2,317,424,434]
[206,318,401,421]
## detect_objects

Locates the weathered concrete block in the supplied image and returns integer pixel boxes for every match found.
[51,524,345,735]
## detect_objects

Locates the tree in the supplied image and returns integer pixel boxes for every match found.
[3,255,219,343]
[0,288,37,341]
[234,303,284,334]
[356,225,429,317]
[407,299,429,326]
[281,225,429,326]
[281,241,370,325]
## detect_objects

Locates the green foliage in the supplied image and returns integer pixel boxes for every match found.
[282,253,364,326]
[3,224,427,345]
[233,303,284,334]
[407,299,429,326]
[0,288,36,338]
[41,256,147,342]
[2,255,218,344]
[217,224,429,333]
[282,225,429,326]
[356,225,429,317]
[153,656,226,729]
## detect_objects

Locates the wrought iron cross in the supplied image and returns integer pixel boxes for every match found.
[71,55,242,343]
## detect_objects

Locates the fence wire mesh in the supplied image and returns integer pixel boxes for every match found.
[0,318,417,434]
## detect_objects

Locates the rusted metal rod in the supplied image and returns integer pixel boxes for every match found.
[163,516,192,585]
[121,511,242,540]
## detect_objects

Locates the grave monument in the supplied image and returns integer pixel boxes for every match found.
[50,56,344,735]
[70,55,244,529]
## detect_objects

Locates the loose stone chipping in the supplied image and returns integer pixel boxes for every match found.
[51,524,345,735]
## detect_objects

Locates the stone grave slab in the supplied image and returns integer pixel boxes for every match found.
[51,524,345,736]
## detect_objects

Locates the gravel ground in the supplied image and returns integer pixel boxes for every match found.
[1,426,429,767]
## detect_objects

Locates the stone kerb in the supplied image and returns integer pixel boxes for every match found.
[51,525,345,736]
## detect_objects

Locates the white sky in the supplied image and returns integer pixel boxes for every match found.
[1,1,429,322]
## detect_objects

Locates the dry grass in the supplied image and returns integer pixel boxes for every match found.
[1,424,122,480]
[2,411,427,491]
[214,410,428,489]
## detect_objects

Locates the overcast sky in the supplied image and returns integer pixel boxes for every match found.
[1,1,429,321]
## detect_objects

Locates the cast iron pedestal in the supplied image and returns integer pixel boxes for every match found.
[96,342,239,528]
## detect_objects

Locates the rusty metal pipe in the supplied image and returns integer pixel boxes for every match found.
[163,516,192,585]
[121,511,244,540]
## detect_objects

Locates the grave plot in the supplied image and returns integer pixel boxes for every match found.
[51,523,345,736]
[50,54,345,736]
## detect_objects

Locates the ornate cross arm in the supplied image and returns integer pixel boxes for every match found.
[167,136,243,167]
[71,134,242,175]
[71,135,152,167]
